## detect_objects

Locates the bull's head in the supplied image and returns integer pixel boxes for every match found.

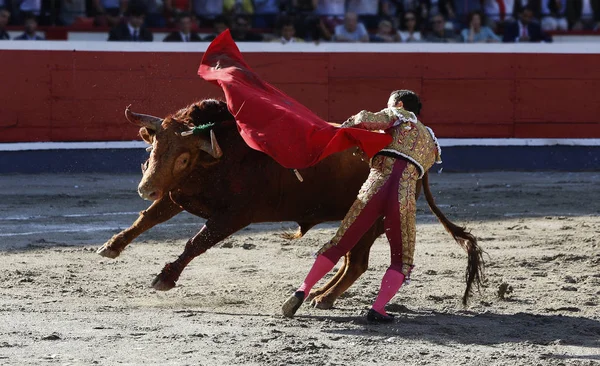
[126,103,224,201]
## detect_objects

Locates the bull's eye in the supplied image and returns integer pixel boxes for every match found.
[174,152,191,174]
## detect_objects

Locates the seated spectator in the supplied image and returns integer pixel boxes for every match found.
[224,0,253,16]
[254,0,279,29]
[567,0,600,30]
[0,7,9,40]
[347,0,380,29]
[398,10,421,42]
[461,11,500,42]
[202,15,229,41]
[542,0,568,31]
[272,18,304,43]
[503,6,550,42]
[108,6,153,41]
[164,0,192,27]
[334,12,369,42]
[60,0,86,25]
[425,14,459,42]
[14,15,44,40]
[164,13,201,41]
[231,14,263,41]
[371,19,400,42]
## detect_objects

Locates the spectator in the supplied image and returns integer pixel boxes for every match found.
[108,6,153,41]
[334,12,369,42]
[0,7,10,40]
[231,14,263,41]
[567,0,600,30]
[347,0,380,29]
[14,15,44,39]
[398,10,421,42]
[164,0,192,27]
[224,0,253,15]
[425,13,459,42]
[60,0,86,25]
[371,18,400,42]
[272,18,304,43]
[503,6,549,42]
[542,0,568,31]
[202,15,229,40]
[93,0,127,26]
[164,13,201,41]
[191,0,223,27]
[461,11,501,42]
[254,0,279,28]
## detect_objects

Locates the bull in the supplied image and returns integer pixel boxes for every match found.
[97,99,483,308]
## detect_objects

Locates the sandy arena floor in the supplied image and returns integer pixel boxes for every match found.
[0,172,599,366]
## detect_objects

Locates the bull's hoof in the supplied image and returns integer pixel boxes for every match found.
[151,275,176,291]
[96,245,120,259]
[310,295,335,310]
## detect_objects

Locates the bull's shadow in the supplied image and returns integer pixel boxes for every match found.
[298,308,600,351]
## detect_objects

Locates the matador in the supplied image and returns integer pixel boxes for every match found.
[282,90,442,323]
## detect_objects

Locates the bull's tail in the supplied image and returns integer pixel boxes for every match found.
[422,172,485,306]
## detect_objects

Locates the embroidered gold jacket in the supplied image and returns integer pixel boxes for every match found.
[341,107,442,178]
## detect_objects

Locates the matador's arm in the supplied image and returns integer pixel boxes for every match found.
[340,107,417,131]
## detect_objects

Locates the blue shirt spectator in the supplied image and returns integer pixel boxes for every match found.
[461,11,501,42]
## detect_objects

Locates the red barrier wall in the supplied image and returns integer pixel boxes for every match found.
[1,50,599,142]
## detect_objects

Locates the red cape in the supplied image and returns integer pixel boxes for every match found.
[197,30,392,169]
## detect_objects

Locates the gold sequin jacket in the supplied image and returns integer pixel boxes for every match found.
[341,107,442,178]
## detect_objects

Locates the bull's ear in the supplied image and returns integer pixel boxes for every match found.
[139,127,154,144]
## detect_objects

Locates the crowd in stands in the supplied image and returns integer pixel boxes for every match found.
[1,0,599,42]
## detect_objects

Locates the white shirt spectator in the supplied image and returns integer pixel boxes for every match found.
[334,22,369,41]
[347,0,379,15]
[398,30,422,42]
[20,0,42,13]
[316,0,345,16]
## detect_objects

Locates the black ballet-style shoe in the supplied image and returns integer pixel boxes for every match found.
[282,291,305,318]
[366,308,395,323]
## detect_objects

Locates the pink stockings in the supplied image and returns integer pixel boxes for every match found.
[296,158,417,315]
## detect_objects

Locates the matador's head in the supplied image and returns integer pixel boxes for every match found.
[387,90,422,116]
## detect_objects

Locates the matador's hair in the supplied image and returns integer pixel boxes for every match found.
[387,90,422,116]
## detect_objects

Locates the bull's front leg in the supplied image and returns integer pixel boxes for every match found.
[96,196,183,259]
[151,216,250,291]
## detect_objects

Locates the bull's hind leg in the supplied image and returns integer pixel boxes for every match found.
[309,219,384,309]
[97,196,183,258]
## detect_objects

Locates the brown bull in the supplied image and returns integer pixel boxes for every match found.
[97,99,484,307]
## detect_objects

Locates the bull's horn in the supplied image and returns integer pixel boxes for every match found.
[125,105,163,130]
[199,130,223,159]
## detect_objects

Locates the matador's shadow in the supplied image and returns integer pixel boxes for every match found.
[300,308,600,352]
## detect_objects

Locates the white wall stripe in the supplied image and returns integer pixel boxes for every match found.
[1,139,599,151]
[2,41,600,54]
